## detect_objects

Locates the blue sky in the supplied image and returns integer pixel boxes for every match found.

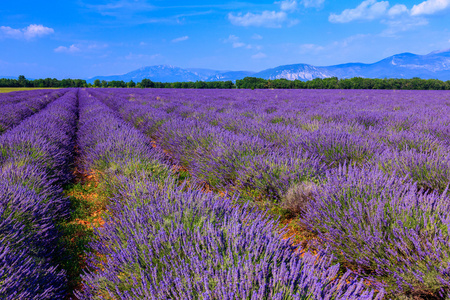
[0,0,449,79]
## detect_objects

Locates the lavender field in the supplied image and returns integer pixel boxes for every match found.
[1,88,450,299]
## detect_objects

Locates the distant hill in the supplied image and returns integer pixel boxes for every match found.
[252,64,333,81]
[252,50,450,81]
[87,49,450,83]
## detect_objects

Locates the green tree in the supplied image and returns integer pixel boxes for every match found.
[222,81,235,89]
[18,75,27,87]
[127,80,136,88]
[140,79,154,88]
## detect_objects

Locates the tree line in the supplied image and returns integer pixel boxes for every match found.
[2,75,450,90]
[91,79,235,89]
[93,77,450,90]
[235,76,450,90]
[0,76,87,88]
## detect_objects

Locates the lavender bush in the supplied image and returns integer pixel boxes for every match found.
[301,165,450,296]
[78,179,380,300]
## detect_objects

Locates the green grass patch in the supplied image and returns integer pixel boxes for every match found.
[57,180,106,294]
[0,87,61,93]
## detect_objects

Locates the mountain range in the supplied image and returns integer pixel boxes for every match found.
[88,49,450,83]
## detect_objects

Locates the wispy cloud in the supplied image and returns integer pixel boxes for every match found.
[228,11,288,27]
[223,35,262,50]
[387,4,409,16]
[329,0,390,23]
[86,0,156,17]
[86,42,109,50]
[251,52,267,59]
[284,33,370,55]
[279,33,373,65]
[380,17,429,36]
[54,42,108,54]
[85,1,254,16]
[125,53,160,60]
[228,10,287,28]
[0,24,54,40]
[84,1,215,25]
[298,43,326,54]
[228,0,327,28]
[23,24,54,39]
[252,34,263,40]
[330,0,450,23]
[277,0,324,11]
[328,0,430,35]
[279,0,298,12]
[224,35,246,48]
[301,0,325,8]
[54,45,81,53]
[172,36,189,43]
[411,0,450,16]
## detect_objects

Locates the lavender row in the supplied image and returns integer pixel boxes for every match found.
[75,89,171,183]
[76,90,380,299]
[0,89,58,105]
[0,89,67,134]
[0,90,78,299]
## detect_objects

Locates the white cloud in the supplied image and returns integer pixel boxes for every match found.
[299,43,325,53]
[172,36,189,43]
[54,45,81,53]
[411,0,450,16]
[329,0,389,23]
[223,35,263,52]
[87,1,156,17]
[228,11,288,27]
[301,0,325,8]
[233,42,246,48]
[125,53,160,60]
[87,43,108,50]
[279,0,298,12]
[252,34,263,40]
[246,44,263,50]
[224,35,247,48]
[387,4,409,16]
[329,1,430,35]
[54,42,109,55]
[328,34,370,49]
[0,24,54,40]
[330,0,450,22]
[280,33,370,60]
[381,17,429,36]
[23,24,54,39]
[0,26,22,39]
[251,52,267,59]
